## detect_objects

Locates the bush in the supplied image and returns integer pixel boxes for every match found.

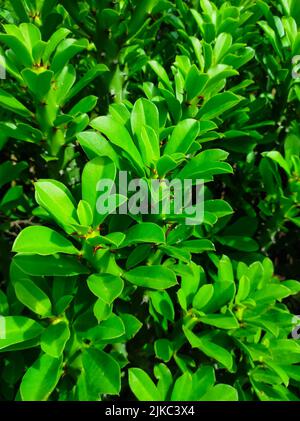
[0,0,300,401]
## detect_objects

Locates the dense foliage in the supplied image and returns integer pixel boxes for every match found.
[0,0,300,401]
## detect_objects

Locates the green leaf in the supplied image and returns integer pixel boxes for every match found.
[217,235,259,252]
[148,60,173,91]
[148,290,175,321]
[181,239,215,253]
[202,281,235,313]
[126,244,152,268]
[51,38,88,74]
[53,64,76,106]
[41,321,70,358]
[9,0,29,22]
[192,284,214,309]
[21,69,53,99]
[262,151,291,175]
[0,161,28,188]
[82,156,116,226]
[0,290,8,315]
[69,95,98,115]
[19,23,41,50]
[131,98,159,135]
[185,65,209,100]
[198,92,241,120]
[35,180,78,232]
[14,278,52,317]
[0,88,32,117]
[251,284,291,303]
[77,200,93,227]
[218,255,234,283]
[199,313,239,329]
[82,348,121,395]
[87,274,124,304]
[0,34,33,67]
[77,131,120,164]
[12,226,79,255]
[119,313,142,340]
[171,372,193,401]
[65,64,109,101]
[154,363,173,400]
[156,155,178,177]
[159,245,191,263]
[136,125,160,165]
[43,28,71,64]
[236,275,250,303]
[123,222,165,246]
[129,368,162,401]
[204,200,233,218]
[90,116,145,176]
[124,266,177,290]
[183,328,233,370]
[199,384,238,401]
[258,21,283,60]
[20,354,63,400]
[0,316,44,351]
[190,365,215,400]
[177,149,232,180]
[154,339,173,362]
[92,313,125,341]
[164,119,199,155]
[13,254,89,277]
[93,298,112,323]
[214,33,233,62]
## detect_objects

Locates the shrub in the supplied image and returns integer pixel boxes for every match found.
[0,0,300,401]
